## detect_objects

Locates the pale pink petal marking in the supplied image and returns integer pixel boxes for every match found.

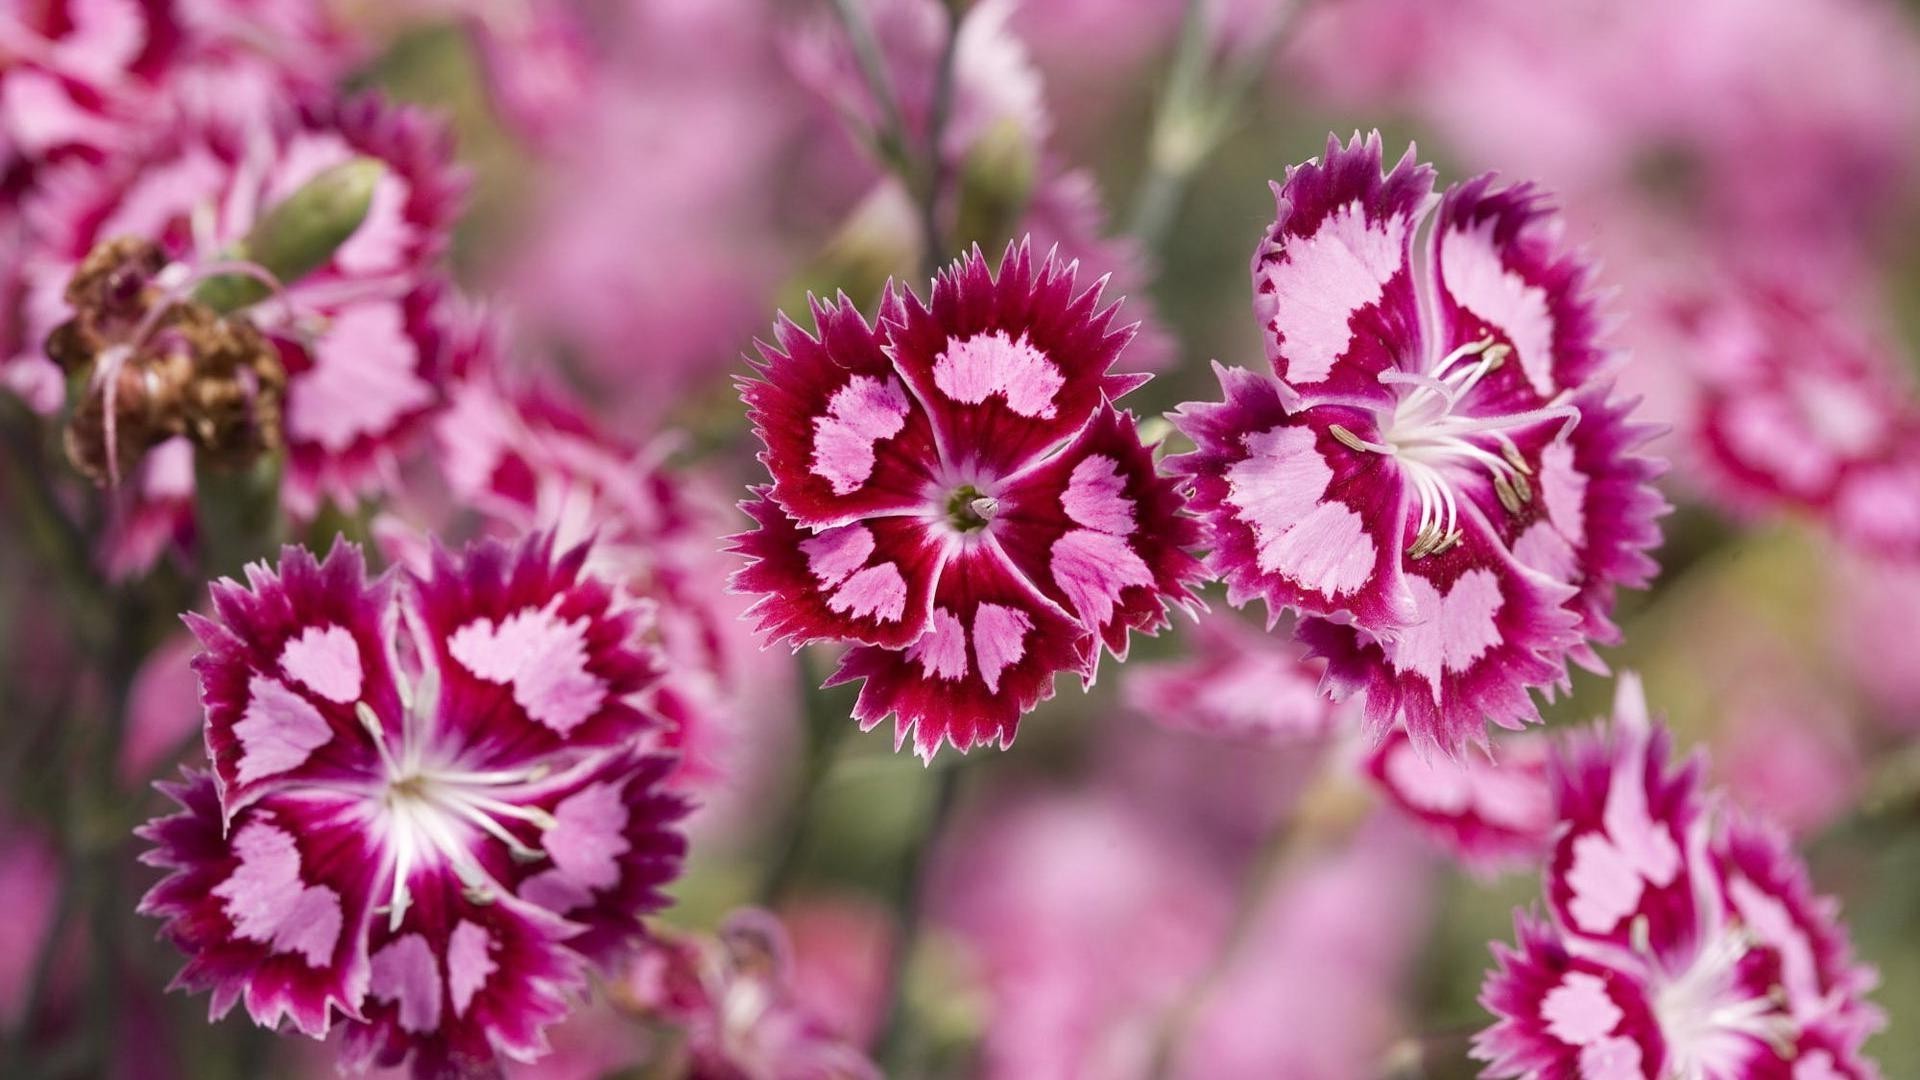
[1565,833,1651,936]
[1794,1051,1846,1080]
[233,675,335,784]
[811,375,912,495]
[1061,455,1136,535]
[1541,971,1624,1045]
[1226,426,1375,598]
[1578,1036,1645,1080]
[1051,529,1154,629]
[285,302,435,453]
[1260,200,1408,384]
[446,921,497,1018]
[1382,570,1504,702]
[542,782,629,896]
[931,331,1064,418]
[211,822,343,967]
[447,603,608,734]
[369,933,442,1033]
[1440,219,1555,396]
[971,603,1033,694]
[1513,521,1580,583]
[800,524,877,589]
[278,624,364,704]
[826,564,909,623]
[1537,442,1587,546]
[910,608,968,681]
[1726,876,1821,1013]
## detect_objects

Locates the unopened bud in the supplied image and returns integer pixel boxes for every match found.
[954,118,1037,251]
[195,157,385,313]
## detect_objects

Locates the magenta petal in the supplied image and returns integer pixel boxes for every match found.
[885,240,1147,479]
[411,534,663,768]
[502,748,691,967]
[829,544,1090,761]
[1366,729,1553,874]
[1122,614,1340,743]
[1252,131,1433,410]
[136,774,382,1038]
[1472,910,1667,1079]
[1433,174,1615,398]
[1301,504,1582,753]
[744,291,942,527]
[730,492,945,651]
[189,541,399,820]
[1169,363,1416,632]
[993,403,1205,663]
[340,881,584,1076]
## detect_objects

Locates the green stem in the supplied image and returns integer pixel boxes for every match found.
[874,762,965,1072]
[918,0,963,277]
[757,650,853,906]
[828,0,913,173]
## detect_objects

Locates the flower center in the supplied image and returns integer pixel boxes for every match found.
[1327,335,1575,560]
[357,703,553,931]
[1650,924,1799,1071]
[943,483,999,533]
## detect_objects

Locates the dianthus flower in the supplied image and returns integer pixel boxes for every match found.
[733,242,1203,759]
[1475,676,1883,1078]
[1365,728,1553,874]
[623,908,879,1080]
[1171,132,1665,752]
[1123,613,1342,743]
[17,93,467,521]
[1675,283,1920,560]
[137,537,688,1077]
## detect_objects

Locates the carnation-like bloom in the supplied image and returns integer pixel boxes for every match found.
[1365,728,1553,874]
[623,908,879,1080]
[734,242,1203,759]
[1475,676,1882,1078]
[1171,132,1665,752]
[1123,613,1342,743]
[1676,282,1920,561]
[137,538,688,1077]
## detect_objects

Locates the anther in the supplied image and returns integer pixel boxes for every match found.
[1509,471,1533,505]
[1500,442,1532,475]
[1329,424,1374,454]
[969,496,999,522]
[1493,472,1523,515]
[1481,343,1511,369]
[463,884,496,906]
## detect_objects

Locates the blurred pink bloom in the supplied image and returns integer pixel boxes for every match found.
[932,793,1233,1080]
[1365,729,1553,874]
[0,820,61,1028]
[138,538,688,1077]
[734,243,1202,759]
[1836,554,1920,727]
[1715,693,1862,840]
[1476,675,1883,1077]
[1172,133,1665,754]
[1675,282,1920,560]
[120,627,202,786]
[625,908,879,1080]
[1124,613,1340,743]
[781,895,896,1050]
[1170,817,1435,1079]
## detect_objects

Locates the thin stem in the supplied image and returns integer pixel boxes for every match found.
[874,761,965,1072]
[918,0,963,277]
[827,0,912,171]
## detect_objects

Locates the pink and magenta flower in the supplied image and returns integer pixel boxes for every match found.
[1676,282,1920,561]
[733,242,1204,759]
[1365,728,1553,874]
[1171,132,1666,753]
[136,537,688,1077]
[1475,676,1883,1079]
[1123,613,1343,743]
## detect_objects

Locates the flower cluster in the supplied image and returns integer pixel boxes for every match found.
[137,538,688,1076]
[733,241,1203,759]
[1476,676,1883,1077]
[1172,132,1668,753]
